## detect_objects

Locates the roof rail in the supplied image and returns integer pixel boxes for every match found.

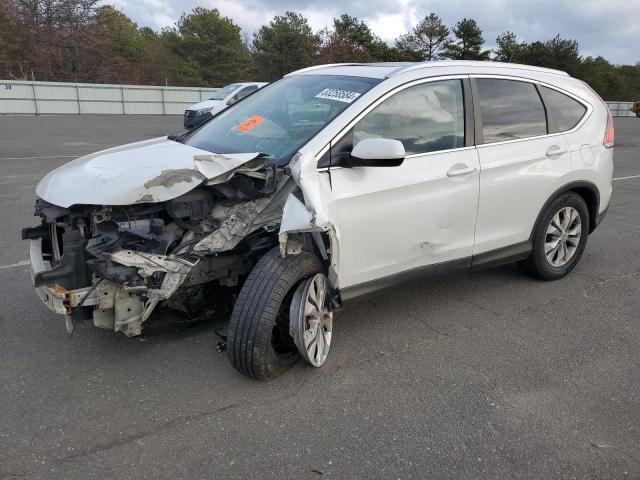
[285,63,366,77]
[393,60,569,77]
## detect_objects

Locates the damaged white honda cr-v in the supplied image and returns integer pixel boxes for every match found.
[24,61,613,380]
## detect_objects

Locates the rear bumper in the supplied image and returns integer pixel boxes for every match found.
[29,238,99,315]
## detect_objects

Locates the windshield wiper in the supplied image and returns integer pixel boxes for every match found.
[167,132,187,143]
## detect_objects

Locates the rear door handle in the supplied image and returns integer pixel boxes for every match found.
[546,145,567,158]
[447,165,476,177]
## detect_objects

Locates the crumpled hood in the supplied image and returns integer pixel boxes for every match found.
[188,99,223,111]
[36,137,265,207]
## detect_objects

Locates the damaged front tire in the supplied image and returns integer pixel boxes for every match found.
[226,247,323,381]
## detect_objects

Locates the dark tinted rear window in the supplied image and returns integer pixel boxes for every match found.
[539,86,587,133]
[477,79,547,143]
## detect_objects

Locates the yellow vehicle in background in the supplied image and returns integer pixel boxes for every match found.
[631,101,640,117]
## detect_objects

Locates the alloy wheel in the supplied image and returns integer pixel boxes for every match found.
[544,206,582,267]
[290,273,333,367]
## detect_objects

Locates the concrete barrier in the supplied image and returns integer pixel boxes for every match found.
[0,79,635,118]
[607,102,636,117]
[0,80,219,115]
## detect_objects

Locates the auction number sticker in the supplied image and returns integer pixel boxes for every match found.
[315,88,361,103]
[234,115,264,133]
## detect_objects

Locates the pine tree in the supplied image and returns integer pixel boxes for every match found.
[443,18,490,60]
[252,11,316,80]
[395,13,450,61]
[493,31,528,63]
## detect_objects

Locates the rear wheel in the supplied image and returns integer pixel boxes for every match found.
[520,192,589,280]
[226,247,323,381]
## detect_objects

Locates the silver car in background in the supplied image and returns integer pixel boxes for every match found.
[183,82,267,128]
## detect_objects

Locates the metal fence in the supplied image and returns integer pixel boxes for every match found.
[606,102,636,117]
[0,79,636,117]
[0,80,219,115]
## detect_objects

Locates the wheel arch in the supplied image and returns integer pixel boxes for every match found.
[532,181,600,237]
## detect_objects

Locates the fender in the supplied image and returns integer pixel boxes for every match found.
[530,180,600,235]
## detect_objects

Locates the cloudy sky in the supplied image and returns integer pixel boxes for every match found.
[110,0,639,65]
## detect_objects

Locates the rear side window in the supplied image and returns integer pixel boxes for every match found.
[538,86,587,133]
[476,79,547,143]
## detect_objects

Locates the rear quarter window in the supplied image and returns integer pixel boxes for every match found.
[538,86,587,133]
[476,79,547,144]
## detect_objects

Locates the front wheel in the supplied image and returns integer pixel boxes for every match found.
[520,192,590,281]
[226,247,323,381]
[289,273,333,368]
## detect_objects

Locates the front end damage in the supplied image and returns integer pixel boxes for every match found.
[22,148,320,336]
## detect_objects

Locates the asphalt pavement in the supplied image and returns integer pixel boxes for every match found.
[0,115,639,479]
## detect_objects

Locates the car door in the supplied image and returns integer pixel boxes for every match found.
[327,78,480,290]
[471,77,573,257]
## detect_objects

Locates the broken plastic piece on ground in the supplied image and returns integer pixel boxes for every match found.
[64,315,75,336]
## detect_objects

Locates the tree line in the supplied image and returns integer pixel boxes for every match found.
[1,1,638,100]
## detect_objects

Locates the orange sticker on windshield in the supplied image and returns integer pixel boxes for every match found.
[234,115,263,133]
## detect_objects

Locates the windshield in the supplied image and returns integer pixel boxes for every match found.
[210,84,241,100]
[185,75,381,163]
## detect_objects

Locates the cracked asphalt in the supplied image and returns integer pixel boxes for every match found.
[0,115,638,479]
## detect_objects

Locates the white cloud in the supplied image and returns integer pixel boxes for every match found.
[110,0,640,64]
[368,13,412,41]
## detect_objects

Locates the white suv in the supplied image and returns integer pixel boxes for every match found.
[24,61,613,380]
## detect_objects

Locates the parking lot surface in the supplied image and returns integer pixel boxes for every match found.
[1,115,639,479]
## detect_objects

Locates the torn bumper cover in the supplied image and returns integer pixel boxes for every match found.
[29,236,197,336]
[30,238,99,315]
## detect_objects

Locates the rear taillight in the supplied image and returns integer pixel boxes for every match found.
[579,80,615,149]
[603,109,614,149]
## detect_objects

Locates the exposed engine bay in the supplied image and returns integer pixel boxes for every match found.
[23,160,303,336]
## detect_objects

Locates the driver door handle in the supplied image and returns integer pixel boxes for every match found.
[447,165,477,177]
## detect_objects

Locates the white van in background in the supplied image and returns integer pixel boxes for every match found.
[183,82,267,128]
